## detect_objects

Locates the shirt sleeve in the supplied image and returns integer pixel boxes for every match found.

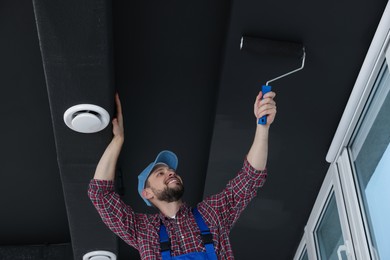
[88,179,139,249]
[199,158,267,230]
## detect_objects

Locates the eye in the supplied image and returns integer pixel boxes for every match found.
[155,170,164,176]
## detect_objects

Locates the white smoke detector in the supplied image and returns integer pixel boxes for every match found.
[83,250,116,260]
[64,104,110,133]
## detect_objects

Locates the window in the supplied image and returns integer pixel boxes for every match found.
[314,193,344,260]
[348,62,390,260]
[300,250,309,260]
[305,165,355,260]
[294,233,309,260]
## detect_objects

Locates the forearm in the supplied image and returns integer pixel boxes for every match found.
[93,136,124,180]
[247,124,269,170]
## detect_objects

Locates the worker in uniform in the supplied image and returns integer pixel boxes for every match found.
[88,90,277,259]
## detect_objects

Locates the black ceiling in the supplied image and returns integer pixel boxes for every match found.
[1,0,388,259]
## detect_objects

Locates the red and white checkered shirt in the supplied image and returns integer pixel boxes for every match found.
[88,158,267,260]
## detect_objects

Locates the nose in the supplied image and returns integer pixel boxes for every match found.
[167,169,175,176]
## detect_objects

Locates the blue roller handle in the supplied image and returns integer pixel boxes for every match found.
[258,85,272,125]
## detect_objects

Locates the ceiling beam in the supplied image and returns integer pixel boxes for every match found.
[32,0,117,258]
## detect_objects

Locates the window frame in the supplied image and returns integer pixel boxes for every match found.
[341,51,390,260]
[305,164,355,260]
[293,231,309,260]
[337,149,372,259]
[295,3,390,259]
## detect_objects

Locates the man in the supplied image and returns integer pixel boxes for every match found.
[88,90,277,259]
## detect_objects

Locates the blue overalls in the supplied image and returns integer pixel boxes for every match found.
[159,207,218,260]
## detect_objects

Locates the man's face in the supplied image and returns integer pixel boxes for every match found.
[146,164,184,203]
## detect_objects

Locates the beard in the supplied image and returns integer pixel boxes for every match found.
[152,184,184,203]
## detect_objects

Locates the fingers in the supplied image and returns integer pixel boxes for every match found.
[255,103,277,118]
[263,91,276,99]
[257,90,276,99]
[114,92,124,124]
[257,105,277,119]
[255,91,276,106]
[112,94,125,138]
[258,90,276,103]
[254,91,277,124]
[258,98,276,108]
[115,93,122,116]
[112,92,124,136]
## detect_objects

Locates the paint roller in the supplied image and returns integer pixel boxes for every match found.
[240,36,306,125]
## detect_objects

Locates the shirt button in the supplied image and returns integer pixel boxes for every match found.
[181,236,185,239]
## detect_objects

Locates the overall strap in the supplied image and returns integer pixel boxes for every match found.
[159,208,218,260]
[159,221,172,260]
[192,207,218,260]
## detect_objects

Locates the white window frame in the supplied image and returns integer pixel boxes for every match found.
[326,2,390,164]
[305,164,355,260]
[334,17,390,260]
[337,46,390,260]
[337,148,372,260]
[293,231,308,260]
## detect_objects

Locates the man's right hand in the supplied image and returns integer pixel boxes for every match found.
[112,93,124,141]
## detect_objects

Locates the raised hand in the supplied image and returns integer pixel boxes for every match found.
[253,91,277,126]
[112,93,124,140]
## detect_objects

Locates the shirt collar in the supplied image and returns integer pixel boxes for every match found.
[159,203,190,222]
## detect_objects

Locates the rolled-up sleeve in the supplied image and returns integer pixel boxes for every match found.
[242,158,267,187]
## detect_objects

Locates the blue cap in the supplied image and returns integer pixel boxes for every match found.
[138,150,178,206]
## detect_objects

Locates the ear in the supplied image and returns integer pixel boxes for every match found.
[142,188,153,200]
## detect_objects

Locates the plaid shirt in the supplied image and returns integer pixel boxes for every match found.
[88,158,267,259]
